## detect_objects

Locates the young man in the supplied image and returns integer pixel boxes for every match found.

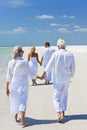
[41,42,55,84]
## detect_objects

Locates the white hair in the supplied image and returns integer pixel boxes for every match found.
[12,46,24,59]
[57,38,66,49]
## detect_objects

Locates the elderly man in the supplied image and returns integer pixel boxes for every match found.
[42,39,75,122]
[41,42,55,84]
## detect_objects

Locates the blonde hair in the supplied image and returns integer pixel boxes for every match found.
[12,46,24,59]
[29,46,36,57]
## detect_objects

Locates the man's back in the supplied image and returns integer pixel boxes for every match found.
[42,47,55,67]
[53,49,75,83]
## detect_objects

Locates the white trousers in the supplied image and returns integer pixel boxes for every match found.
[53,82,69,112]
[45,71,51,81]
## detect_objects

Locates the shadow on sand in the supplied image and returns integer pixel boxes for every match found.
[25,117,57,126]
[30,83,53,87]
[23,114,87,127]
[61,114,87,124]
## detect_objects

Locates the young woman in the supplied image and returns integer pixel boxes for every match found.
[28,46,41,85]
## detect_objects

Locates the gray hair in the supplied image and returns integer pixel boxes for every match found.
[57,38,66,49]
[12,46,24,59]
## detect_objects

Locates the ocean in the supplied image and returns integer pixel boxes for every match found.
[0,47,12,87]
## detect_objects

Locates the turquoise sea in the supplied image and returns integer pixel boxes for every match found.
[0,47,12,87]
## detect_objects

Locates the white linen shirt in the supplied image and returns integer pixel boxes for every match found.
[42,47,55,68]
[44,49,75,84]
[6,57,34,93]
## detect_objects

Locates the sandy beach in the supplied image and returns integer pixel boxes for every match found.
[0,46,87,130]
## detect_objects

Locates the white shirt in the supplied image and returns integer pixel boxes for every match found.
[6,57,34,92]
[44,49,75,84]
[42,47,55,68]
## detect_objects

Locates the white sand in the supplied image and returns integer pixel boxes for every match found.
[0,46,87,130]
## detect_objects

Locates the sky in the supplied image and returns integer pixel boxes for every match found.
[0,0,87,46]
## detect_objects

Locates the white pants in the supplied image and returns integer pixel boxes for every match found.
[45,71,51,81]
[43,64,52,81]
[53,82,69,112]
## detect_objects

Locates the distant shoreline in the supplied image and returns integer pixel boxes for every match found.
[0,44,87,48]
[0,46,87,53]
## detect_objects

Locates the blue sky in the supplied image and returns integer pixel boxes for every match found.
[0,0,87,46]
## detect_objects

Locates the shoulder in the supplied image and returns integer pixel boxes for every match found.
[8,59,15,65]
[28,53,30,56]
[66,50,74,55]
[65,50,75,59]
[21,59,28,64]
[43,48,49,52]
[42,48,49,55]
[50,47,56,52]
[51,50,58,57]
[18,60,29,68]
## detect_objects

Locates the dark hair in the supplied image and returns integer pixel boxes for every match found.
[45,42,50,47]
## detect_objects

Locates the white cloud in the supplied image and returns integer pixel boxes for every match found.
[73,25,87,32]
[36,14,55,19]
[57,28,70,33]
[50,23,70,27]
[5,0,28,8]
[0,26,27,34]
[62,15,75,19]
[69,16,75,19]
[50,23,58,26]
[73,25,81,28]
[12,26,27,33]
[74,27,87,32]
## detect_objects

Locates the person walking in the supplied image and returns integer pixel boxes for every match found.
[28,46,41,85]
[42,39,75,122]
[41,42,55,84]
[6,46,34,127]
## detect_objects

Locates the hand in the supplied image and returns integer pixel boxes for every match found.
[6,87,10,96]
[39,62,42,66]
[41,72,46,79]
[37,76,43,80]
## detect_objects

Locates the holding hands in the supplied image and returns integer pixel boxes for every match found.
[37,71,46,80]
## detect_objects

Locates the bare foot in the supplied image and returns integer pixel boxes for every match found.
[57,112,61,123]
[20,122,29,127]
[32,82,37,86]
[61,111,65,119]
[14,114,18,122]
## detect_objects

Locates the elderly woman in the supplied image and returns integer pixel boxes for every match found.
[6,46,34,127]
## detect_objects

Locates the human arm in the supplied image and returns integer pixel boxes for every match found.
[41,57,43,65]
[36,53,42,66]
[28,53,30,61]
[70,55,75,77]
[6,61,12,96]
[6,82,10,96]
